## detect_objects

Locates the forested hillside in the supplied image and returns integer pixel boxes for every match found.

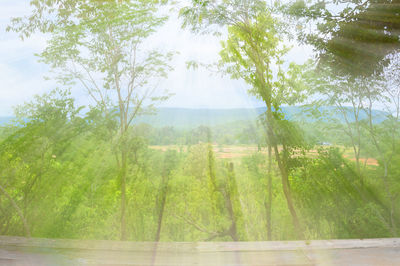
[0,106,388,128]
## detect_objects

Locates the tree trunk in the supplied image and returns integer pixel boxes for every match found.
[207,136,221,232]
[265,105,303,239]
[225,163,239,241]
[155,174,168,242]
[272,142,303,238]
[0,184,31,237]
[120,148,127,241]
[225,192,239,241]
[383,161,397,235]
[266,144,272,240]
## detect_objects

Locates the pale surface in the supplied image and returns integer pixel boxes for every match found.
[1,236,400,265]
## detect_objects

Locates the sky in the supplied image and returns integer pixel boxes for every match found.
[0,0,313,116]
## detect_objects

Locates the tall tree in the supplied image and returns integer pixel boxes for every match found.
[181,0,307,239]
[306,65,376,178]
[362,54,400,234]
[9,0,174,240]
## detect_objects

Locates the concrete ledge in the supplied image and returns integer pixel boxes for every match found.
[1,236,400,251]
[1,236,400,265]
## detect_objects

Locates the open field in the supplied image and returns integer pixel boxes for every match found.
[150,145,379,166]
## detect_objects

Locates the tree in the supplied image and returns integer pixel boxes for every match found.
[291,147,393,238]
[154,150,178,241]
[284,0,400,76]
[181,0,307,239]
[0,184,30,237]
[305,64,378,178]
[361,54,400,234]
[9,0,175,240]
[223,162,247,241]
[0,88,87,237]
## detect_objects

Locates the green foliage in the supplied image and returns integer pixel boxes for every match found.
[283,0,400,76]
[9,0,176,241]
[218,12,307,108]
[2,0,400,242]
[291,147,393,238]
[1,91,399,240]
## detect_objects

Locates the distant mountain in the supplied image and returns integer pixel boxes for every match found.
[133,106,388,128]
[134,108,265,128]
[0,116,14,125]
[0,106,388,128]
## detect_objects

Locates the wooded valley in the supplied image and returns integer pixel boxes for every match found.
[1,0,400,242]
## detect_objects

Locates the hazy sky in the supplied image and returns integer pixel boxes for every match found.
[0,1,313,116]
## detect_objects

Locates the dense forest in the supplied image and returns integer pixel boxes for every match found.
[1,0,400,242]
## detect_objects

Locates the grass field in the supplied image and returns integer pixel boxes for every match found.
[149,144,379,166]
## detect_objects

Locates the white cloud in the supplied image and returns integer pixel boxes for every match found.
[0,1,313,116]
[0,63,56,115]
[0,0,53,115]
